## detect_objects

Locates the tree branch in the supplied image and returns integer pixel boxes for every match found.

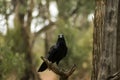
[31,22,55,47]
[106,70,120,80]
[41,56,76,80]
[34,22,55,37]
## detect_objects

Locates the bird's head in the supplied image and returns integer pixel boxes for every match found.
[58,34,64,38]
[57,34,66,46]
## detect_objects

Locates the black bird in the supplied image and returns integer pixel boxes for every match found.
[38,34,68,72]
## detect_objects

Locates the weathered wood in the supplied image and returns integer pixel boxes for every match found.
[106,70,120,80]
[116,1,120,73]
[92,0,119,80]
[92,1,105,79]
[41,56,76,80]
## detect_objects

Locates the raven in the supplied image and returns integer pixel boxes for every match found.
[38,34,68,72]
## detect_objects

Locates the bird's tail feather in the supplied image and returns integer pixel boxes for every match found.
[38,62,47,72]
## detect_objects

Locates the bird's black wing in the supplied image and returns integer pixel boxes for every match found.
[47,45,58,63]
[38,45,57,72]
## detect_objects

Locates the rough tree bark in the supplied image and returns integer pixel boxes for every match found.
[116,0,120,73]
[92,0,120,80]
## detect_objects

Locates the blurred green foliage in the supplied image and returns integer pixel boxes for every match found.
[0,38,26,80]
[0,0,94,80]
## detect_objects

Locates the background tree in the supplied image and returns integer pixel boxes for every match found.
[92,0,120,80]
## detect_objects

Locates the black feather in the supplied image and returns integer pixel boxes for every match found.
[38,62,47,72]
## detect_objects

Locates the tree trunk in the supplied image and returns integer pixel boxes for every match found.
[13,0,40,80]
[116,0,120,73]
[92,0,119,80]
